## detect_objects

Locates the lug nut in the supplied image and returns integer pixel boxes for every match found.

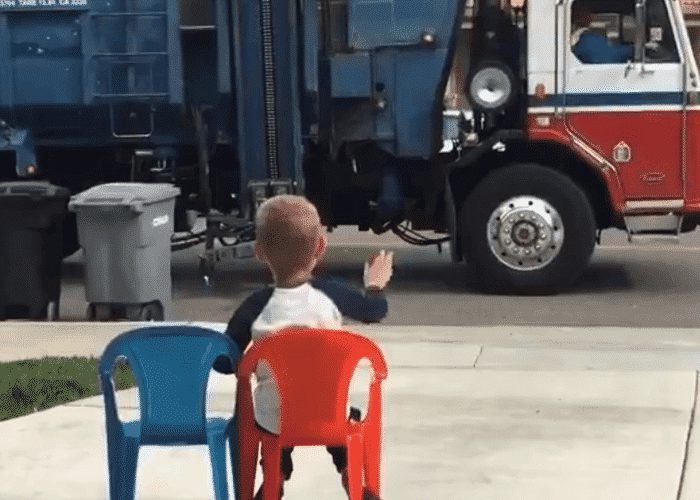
[525,250,531,255]
[513,248,520,254]
[505,239,512,245]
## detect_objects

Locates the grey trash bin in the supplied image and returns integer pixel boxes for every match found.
[69,183,180,321]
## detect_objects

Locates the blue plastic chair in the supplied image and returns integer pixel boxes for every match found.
[99,326,241,500]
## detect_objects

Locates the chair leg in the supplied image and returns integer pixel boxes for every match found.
[229,422,241,500]
[106,439,121,500]
[363,426,382,496]
[346,434,364,500]
[238,432,260,500]
[108,437,139,500]
[208,430,230,500]
[261,440,282,500]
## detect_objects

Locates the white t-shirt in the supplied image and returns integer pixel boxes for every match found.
[251,283,343,434]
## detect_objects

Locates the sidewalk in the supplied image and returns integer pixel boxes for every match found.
[2,323,700,499]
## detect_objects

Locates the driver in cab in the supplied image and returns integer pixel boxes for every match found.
[571,3,635,64]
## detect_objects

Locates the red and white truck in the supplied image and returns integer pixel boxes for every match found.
[436,0,700,293]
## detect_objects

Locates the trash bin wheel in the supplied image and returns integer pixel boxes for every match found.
[137,302,164,322]
[46,301,59,322]
[87,303,113,321]
[199,256,216,287]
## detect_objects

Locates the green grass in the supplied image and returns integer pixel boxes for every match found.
[0,357,136,422]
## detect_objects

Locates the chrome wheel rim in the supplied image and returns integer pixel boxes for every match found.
[487,196,564,271]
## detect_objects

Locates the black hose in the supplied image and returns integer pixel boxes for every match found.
[390,223,451,246]
[171,238,206,252]
[171,230,207,244]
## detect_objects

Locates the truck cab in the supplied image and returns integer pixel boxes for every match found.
[442,0,700,293]
[527,0,700,212]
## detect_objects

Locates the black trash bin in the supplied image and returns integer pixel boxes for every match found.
[0,182,70,321]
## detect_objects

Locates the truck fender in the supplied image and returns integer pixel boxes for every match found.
[444,130,525,262]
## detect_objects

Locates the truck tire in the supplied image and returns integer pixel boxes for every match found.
[461,163,596,294]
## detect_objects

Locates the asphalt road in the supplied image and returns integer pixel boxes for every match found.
[58,227,700,327]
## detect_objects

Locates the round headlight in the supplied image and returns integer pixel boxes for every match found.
[469,64,515,112]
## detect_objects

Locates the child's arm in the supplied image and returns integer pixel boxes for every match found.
[313,277,388,323]
[213,287,274,373]
[313,250,394,324]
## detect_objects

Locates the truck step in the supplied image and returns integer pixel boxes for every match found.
[624,214,682,244]
[627,233,681,244]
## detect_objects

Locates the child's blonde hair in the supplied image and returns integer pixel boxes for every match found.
[255,195,323,281]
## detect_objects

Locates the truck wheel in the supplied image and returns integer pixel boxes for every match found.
[461,163,596,294]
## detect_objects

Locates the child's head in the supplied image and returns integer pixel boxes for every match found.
[255,195,327,285]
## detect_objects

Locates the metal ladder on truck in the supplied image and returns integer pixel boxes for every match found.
[86,2,183,138]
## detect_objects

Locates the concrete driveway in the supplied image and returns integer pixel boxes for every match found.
[2,323,700,499]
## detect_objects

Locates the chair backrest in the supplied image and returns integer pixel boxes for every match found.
[100,325,240,445]
[237,328,388,444]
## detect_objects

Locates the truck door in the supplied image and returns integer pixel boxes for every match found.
[563,0,685,201]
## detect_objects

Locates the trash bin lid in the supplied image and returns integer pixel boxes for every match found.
[0,181,70,199]
[69,183,180,209]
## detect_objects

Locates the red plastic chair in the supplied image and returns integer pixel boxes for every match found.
[235,328,388,500]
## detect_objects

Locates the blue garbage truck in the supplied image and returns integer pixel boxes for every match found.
[3,0,696,294]
[0,0,465,277]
